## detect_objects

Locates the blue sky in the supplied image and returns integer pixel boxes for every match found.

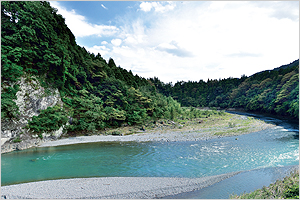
[50,1,299,83]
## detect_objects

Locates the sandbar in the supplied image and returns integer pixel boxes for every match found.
[1,171,240,199]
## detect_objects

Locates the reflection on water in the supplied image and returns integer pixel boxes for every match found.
[1,116,299,187]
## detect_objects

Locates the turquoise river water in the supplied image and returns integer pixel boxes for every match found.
[1,113,299,198]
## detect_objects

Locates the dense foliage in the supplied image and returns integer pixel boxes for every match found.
[1,1,190,135]
[152,60,299,119]
[27,106,68,138]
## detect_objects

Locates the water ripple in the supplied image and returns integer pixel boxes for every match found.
[1,127,299,185]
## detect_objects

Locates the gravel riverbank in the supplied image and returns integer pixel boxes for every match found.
[1,172,241,199]
[38,112,276,148]
[39,131,216,147]
[2,112,276,153]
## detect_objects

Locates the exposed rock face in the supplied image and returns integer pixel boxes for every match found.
[14,76,63,119]
[1,76,64,153]
[1,137,43,154]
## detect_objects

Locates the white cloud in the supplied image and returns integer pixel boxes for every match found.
[139,2,152,12]
[252,1,299,21]
[50,2,118,38]
[123,33,145,46]
[154,2,176,13]
[120,19,147,46]
[101,4,108,10]
[51,1,299,83]
[111,39,122,46]
[124,36,137,45]
[139,1,176,13]
[111,1,298,82]
[85,45,109,57]
[156,41,193,57]
[157,42,177,50]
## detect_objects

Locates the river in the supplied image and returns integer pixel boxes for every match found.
[1,112,299,198]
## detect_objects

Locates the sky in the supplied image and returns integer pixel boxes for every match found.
[49,1,299,84]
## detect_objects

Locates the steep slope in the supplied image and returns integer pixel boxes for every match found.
[1,1,182,152]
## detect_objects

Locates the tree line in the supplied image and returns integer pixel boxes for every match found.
[151,60,299,119]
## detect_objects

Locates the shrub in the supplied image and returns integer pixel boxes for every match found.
[228,122,236,128]
[27,106,68,137]
[13,137,21,143]
[1,85,20,119]
[283,183,299,199]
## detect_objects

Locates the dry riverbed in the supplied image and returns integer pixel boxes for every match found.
[40,112,276,147]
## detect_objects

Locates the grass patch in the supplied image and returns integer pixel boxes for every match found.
[111,131,122,136]
[78,109,275,138]
[12,137,22,143]
[237,127,248,132]
[142,110,275,137]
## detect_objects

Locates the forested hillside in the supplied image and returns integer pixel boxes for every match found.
[151,60,299,119]
[1,1,184,138]
[1,1,298,141]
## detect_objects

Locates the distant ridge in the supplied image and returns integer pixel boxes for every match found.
[252,59,299,76]
[273,59,299,71]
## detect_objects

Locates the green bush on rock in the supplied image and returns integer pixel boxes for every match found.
[27,106,68,138]
[12,137,22,143]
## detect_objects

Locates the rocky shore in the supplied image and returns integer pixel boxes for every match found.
[39,130,216,148]
[2,166,298,199]
[2,112,276,152]
[1,172,241,199]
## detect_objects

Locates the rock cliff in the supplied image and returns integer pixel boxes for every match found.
[1,75,64,153]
